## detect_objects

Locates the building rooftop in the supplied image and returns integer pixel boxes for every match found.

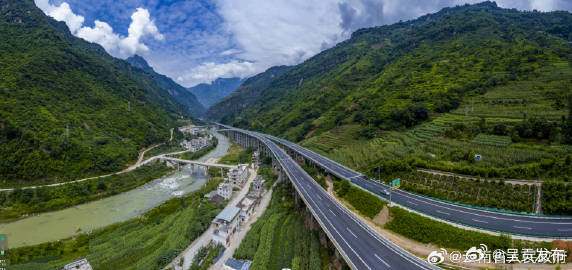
[225,258,251,270]
[64,258,93,270]
[238,196,257,210]
[215,205,240,222]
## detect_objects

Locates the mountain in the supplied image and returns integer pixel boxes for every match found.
[205,65,292,124]
[187,77,246,108]
[126,55,205,116]
[209,2,572,141]
[0,0,190,184]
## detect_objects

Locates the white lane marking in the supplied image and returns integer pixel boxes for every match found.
[374,253,391,268]
[407,200,418,206]
[558,228,572,232]
[298,179,371,270]
[472,219,488,223]
[317,195,323,201]
[396,191,572,225]
[263,137,435,270]
[329,209,337,216]
[513,226,532,230]
[436,210,450,215]
[347,227,358,238]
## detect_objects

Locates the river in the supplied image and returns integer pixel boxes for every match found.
[0,130,230,248]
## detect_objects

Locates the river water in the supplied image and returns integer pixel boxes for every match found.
[0,130,230,248]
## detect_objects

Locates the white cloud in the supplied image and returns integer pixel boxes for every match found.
[34,1,162,58]
[220,49,240,56]
[35,0,84,33]
[177,60,256,86]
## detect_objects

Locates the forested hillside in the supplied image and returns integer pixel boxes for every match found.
[211,2,571,142]
[0,0,189,184]
[205,65,291,122]
[209,3,572,186]
[126,55,205,116]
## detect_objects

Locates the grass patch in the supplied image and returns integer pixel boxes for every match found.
[334,180,387,218]
[385,206,552,252]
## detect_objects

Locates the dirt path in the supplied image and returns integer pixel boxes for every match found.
[417,169,539,185]
[121,143,163,173]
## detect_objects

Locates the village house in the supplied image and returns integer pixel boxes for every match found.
[228,164,249,187]
[212,205,241,246]
[217,181,233,200]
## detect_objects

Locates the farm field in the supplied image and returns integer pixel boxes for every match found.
[399,170,537,213]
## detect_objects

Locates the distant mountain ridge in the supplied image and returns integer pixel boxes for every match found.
[187,77,246,108]
[205,65,292,122]
[126,55,205,116]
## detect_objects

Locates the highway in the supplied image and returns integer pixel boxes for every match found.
[262,134,572,238]
[226,127,438,270]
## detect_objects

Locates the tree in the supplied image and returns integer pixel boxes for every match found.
[338,180,351,197]
[566,95,572,143]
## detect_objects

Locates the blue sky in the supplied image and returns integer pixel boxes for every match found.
[35,0,572,87]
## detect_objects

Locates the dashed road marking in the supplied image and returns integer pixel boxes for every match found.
[347,227,358,238]
[374,253,391,268]
[436,210,450,215]
[513,226,532,230]
[472,218,488,223]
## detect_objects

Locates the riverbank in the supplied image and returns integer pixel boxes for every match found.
[1,130,230,248]
[0,163,175,223]
[7,132,233,269]
[0,130,222,223]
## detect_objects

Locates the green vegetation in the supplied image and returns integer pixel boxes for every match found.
[212,3,572,144]
[233,183,332,270]
[400,171,537,212]
[385,206,552,252]
[126,55,205,116]
[0,0,194,185]
[334,179,387,218]
[188,244,223,270]
[472,134,511,147]
[302,166,327,190]
[218,143,253,165]
[542,182,572,215]
[0,163,174,222]
[7,179,224,270]
[207,2,572,214]
[206,66,292,122]
[258,162,278,189]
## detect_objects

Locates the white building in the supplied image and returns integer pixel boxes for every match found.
[212,205,241,246]
[237,196,258,223]
[228,164,249,187]
[64,258,93,270]
[181,135,212,152]
[217,182,233,200]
